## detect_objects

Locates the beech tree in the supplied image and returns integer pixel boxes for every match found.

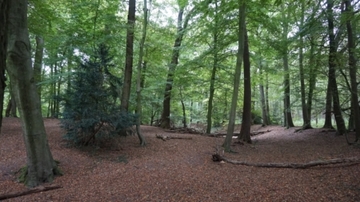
[5,0,61,187]
[0,0,8,132]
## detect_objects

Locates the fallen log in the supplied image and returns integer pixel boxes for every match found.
[212,154,360,169]
[211,130,271,137]
[0,184,62,200]
[156,134,192,141]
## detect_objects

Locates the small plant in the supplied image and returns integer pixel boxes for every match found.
[61,44,136,146]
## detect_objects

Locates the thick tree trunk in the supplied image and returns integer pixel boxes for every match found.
[239,28,252,143]
[344,0,359,141]
[223,2,246,152]
[326,0,346,135]
[323,77,333,128]
[120,0,135,112]
[0,0,9,133]
[160,7,185,129]
[6,0,60,187]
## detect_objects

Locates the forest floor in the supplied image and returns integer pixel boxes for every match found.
[0,117,360,202]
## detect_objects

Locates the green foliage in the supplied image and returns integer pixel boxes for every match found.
[61,44,136,146]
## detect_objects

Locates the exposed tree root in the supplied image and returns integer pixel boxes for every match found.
[156,134,192,141]
[212,154,360,169]
[0,184,62,200]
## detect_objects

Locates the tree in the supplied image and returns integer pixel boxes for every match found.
[223,1,246,152]
[120,0,136,112]
[134,0,149,146]
[239,26,252,143]
[6,0,61,187]
[326,0,346,135]
[0,0,8,133]
[343,0,359,142]
[160,4,186,129]
[61,45,136,146]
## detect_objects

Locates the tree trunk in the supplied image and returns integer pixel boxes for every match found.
[259,57,269,126]
[206,0,219,134]
[323,76,333,128]
[160,7,185,129]
[282,3,294,128]
[120,0,135,112]
[239,27,252,143]
[223,2,246,152]
[265,73,271,124]
[135,0,148,146]
[33,35,44,98]
[326,0,346,135]
[0,0,9,133]
[343,0,359,141]
[298,1,311,129]
[6,0,60,187]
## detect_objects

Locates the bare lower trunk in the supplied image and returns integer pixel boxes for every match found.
[6,0,60,187]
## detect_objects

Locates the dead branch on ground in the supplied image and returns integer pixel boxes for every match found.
[212,154,360,169]
[0,184,62,200]
[156,134,193,141]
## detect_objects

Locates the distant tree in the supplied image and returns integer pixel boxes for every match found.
[61,45,137,146]
[6,0,61,187]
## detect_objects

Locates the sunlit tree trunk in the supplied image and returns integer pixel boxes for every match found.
[343,0,359,141]
[6,0,60,187]
[120,0,135,112]
[223,1,246,152]
[239,27,252,143]
[0,0,8,132]
[326,0,346,135]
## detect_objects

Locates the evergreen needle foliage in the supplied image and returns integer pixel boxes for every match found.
[61,44,136,146]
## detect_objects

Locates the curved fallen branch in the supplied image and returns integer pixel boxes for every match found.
[212,154,360,169]
[0,184,62,200]
[156,134,192,141]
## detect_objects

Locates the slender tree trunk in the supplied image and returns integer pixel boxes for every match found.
[206,0,219,134]
[265,72,271,124]
[299,1,311,129]
[179,87,187,128]
[120,0,135,112]
[33,35,44,98]
[259,57,269,126]
[0,0,9,133]
[223,1,246,152]
[6,0,60,187]
[239,27,252,143]
[160,7,185,129]
[134,0,148,146]
[344,0,359,141]
[282,3,294,128]
[326,0,346,135]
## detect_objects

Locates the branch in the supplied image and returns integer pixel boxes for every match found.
[0,185,62,200]
[156,134,192,141]
[212,154,360,169]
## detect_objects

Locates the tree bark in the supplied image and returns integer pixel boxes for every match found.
[239,27,252,143]
[326,0,347,135]
[0,0,9,133]
[343,0,359,141]
[223,1,246,152]
[120,0,135,112]
[6,0,60,187]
